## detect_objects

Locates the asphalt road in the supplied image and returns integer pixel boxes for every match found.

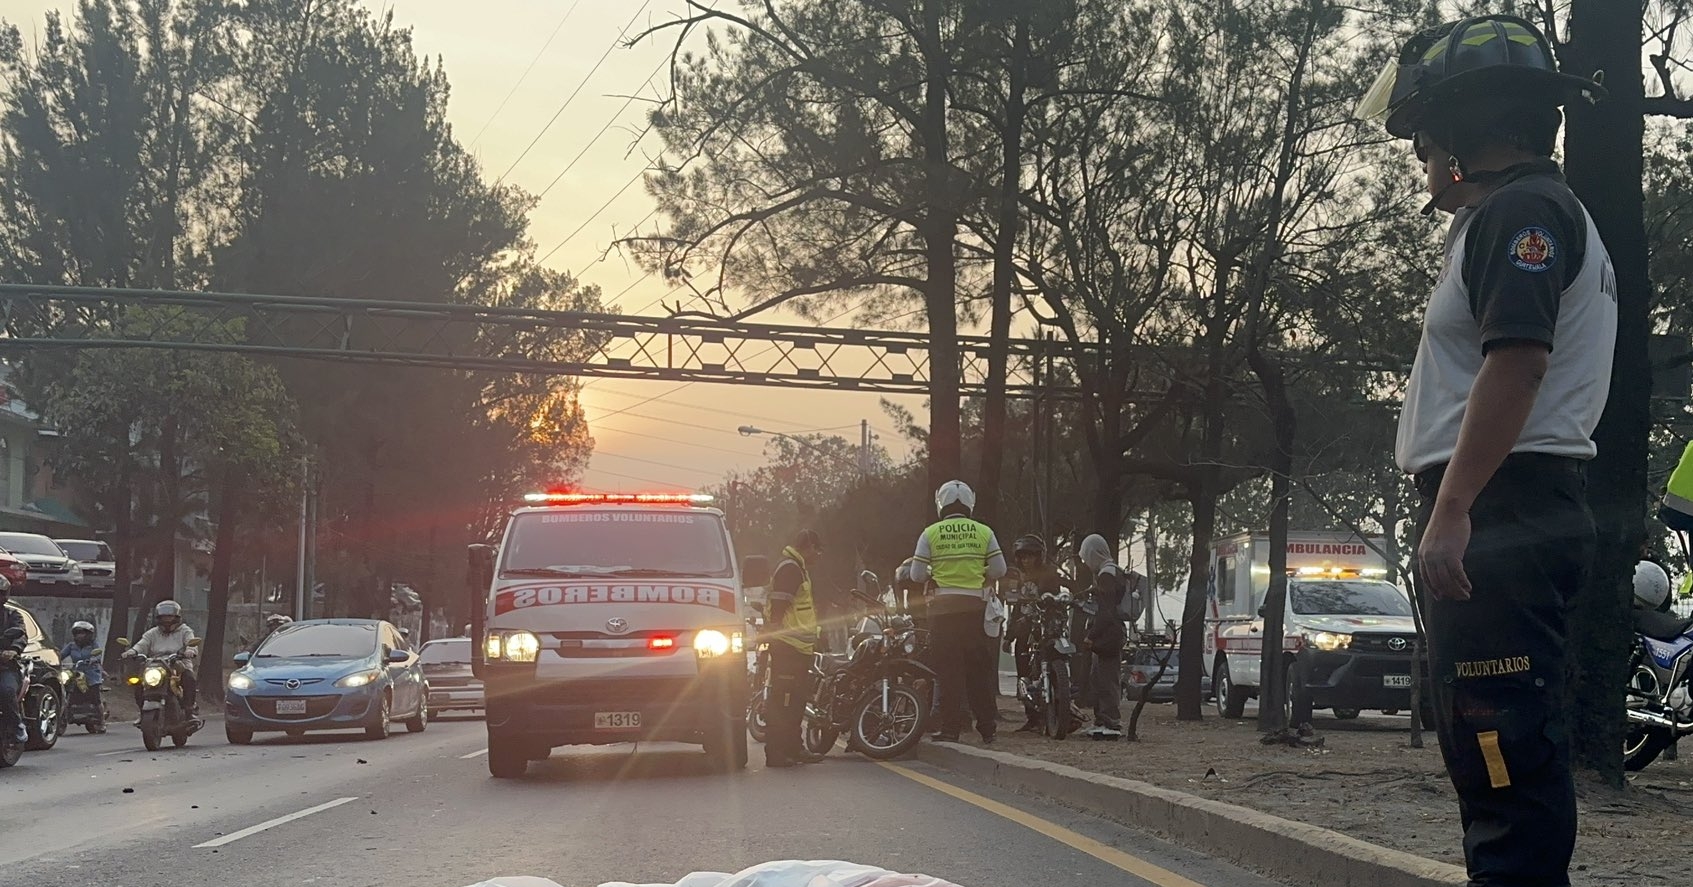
[3,715,1288,887]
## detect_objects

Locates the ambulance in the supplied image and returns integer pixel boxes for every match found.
[468,492,765,778]
[1204,531,1424,723]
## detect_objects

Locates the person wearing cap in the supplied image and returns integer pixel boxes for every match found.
[1358,14,1613,886]
[764,529,822,768]
[909,480,1007,744]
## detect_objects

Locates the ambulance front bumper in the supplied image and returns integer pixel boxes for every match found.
[482,661,744,746]
[1297,650,1428,709]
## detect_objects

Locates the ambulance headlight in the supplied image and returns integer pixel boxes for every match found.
[693,629,741,658]
[1309,631,1352,652]
[485,630,540,663]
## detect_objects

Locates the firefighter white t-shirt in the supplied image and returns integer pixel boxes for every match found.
[1396,165,1617,476]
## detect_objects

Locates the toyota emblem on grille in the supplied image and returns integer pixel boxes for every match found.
[285,678,301,689]
[606,618,630,634]
[1388,637,1409,652]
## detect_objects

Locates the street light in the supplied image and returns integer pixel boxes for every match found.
[738,424,869,479]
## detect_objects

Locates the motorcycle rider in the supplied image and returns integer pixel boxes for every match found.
[765,529,823,768]
[256,613,293,650]
[1079,534,1127,740]
[909,480,1007,744]
[0,576,27,744]
[124,600,200,719]
[59,620,104,691]
[1004,535,1077,733]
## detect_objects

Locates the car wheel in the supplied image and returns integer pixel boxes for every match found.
[226,725,254,745]
[406,694,428,733]
[1332,708,1362,720]
[1286,660,1313,727]
[365,693,392,741]
[1215,659,1246,719]
[25,686,61,751]
[488,733,529,778]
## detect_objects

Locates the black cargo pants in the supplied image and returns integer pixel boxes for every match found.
[765,641,810,764]
[1413,454,1592,887]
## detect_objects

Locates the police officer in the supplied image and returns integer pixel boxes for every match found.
[764,529,822,768]
[909,480,1007,743]
[1358,14,1613,887]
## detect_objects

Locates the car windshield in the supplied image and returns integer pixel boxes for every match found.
[419,640,470,665]
[1290,580,1414,616]
[501,509,734,577]
[0,534,66,557]
[255,623,377,658]
[56,541,113,562]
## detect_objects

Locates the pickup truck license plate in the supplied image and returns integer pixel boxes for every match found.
[1382,675,1413,688]
[275,699,307,715]
[595,711,641,729]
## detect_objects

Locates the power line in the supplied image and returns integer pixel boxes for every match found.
[495,0,654,185]
[583,465,700,489]
[591,450,721,476]
[537,165,649,264]
[536,57,668,200]
[593,421,765,457]
[467,0,585,149]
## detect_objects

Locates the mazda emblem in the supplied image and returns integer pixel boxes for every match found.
[285,678,300,689]
[606,618,629,634]
[1388,637,1409,652]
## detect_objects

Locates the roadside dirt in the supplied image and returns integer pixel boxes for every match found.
[968,700,1690,886]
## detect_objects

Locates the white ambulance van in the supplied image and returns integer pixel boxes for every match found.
[468,492,767,778]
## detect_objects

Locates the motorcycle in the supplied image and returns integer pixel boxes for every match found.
[745,602,770,744]
[1017,589,1082,740]
[118,636,204,751]
[798,581,934,762]
[1624,605,1693,770]
[2,625,63,766]
[59,647,109,734]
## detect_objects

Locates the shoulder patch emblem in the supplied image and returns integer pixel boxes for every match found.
[1508,226,1556,273]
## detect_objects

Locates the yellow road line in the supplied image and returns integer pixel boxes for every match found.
[878,762,1211,887]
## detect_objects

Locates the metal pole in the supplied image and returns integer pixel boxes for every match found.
[295,456,307,622]
[860,419,870,478]
[1145,505,1157,635]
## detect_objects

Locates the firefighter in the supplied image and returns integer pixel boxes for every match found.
[1357,14,1611,887]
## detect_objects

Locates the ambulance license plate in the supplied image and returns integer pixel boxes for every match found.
[275,699,307,715]
[594,711,641,729]
[1382,675,1413,688]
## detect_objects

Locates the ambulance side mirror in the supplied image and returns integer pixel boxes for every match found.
[742,555,771,589]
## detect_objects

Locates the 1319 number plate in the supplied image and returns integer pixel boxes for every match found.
[594,711,641,729]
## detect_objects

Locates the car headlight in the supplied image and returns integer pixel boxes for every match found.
[335,670,382,688]
[228,672,254,690]
[1309,631,1352,652]
[693,629,741,658]
[142,666,166,687]
[485,630,540,663]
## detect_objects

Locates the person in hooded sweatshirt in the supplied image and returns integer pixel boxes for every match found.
[1079,534,1126,739]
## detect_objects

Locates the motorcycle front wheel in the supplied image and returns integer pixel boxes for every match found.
[798,710,837,762]
[1624,722,1676,771]
[850,681,926,760]
[747,688,768,744]
[1044,659,1073,740]
[140,709,163,752]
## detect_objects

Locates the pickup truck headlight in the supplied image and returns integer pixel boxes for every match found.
[485,630,540,663]
[694,629,743,658]
[1309,631,1352,652]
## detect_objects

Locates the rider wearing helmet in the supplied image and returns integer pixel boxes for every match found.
[125,600,200,717]
[0,576,27,743]
[59,619,105,690]
[1361,15,1612,887]
[1634,561,1673,612]
[1004,535,1075,733]
[909,481,1007,743]
[256,613,293,650]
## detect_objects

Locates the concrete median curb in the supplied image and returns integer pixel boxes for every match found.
[916,742,1467,887]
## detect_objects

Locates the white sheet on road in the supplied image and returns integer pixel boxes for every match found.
[467,860,962,887]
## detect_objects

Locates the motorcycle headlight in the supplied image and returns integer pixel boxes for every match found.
[902,636,918,656]
[694,629,741,658]
[142,666,166,687]
[335,670,382,688]
[1309,631,1352,652]
[59,668,73,684]
[227,672,254,690]
[485,630,540,663]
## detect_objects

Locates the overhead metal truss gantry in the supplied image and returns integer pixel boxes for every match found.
[0,284,1098,398]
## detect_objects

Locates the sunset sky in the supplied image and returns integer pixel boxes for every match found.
[0,0,926,492]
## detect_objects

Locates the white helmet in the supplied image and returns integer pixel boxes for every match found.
[1634,560,1672,610]
[935,480,976,517]
[72,620,95,634]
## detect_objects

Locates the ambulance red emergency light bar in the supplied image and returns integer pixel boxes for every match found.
[521,491,716,505]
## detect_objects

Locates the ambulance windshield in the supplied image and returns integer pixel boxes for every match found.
[1290,579,1412,616]
[502,509,734,578]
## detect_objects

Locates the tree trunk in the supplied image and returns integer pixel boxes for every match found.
[201,464,241,703]
[1250,346,1296,733]
[976,17,1028,528]
[104,445,135,671]
[1175,486,1216,721]
[1563,0,1648,786]
[150,411,180,607]
[919,0,961,491]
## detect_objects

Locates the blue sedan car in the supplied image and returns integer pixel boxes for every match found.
[223,619,428,744]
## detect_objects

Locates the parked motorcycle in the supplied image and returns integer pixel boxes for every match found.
[1018,590,1081,740]
[746,608,771,745]
[1624,604,1693,770]
[118,636,203,751]
[798,583,934,762]
[59,647,108,734]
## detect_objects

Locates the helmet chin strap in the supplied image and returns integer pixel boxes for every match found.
[1421,154,1557,216]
